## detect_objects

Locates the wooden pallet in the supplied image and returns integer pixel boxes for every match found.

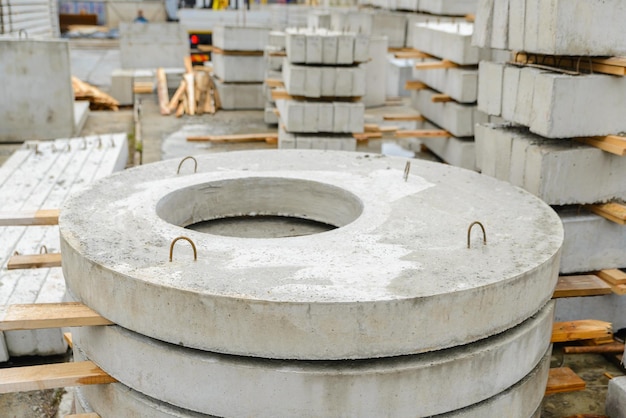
[513,52,626,77]
[585,202,626,225]
[552,320,612,343]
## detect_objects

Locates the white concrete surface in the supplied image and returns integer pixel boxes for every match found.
[421,135,476,171]
[387,58,414,98]
[413,22,488,65]
[111,69,135,105]
[212,54,266,83]
[276,100,364,133]
[414,59,479,103]
[74,302,552,417]
[419,0,478,15]
[607,376,626,418]
[60,150,562,360]
[411,88,487,137]
[268,30,286,49]
[363,36,387,108]
[283,61,365,98]
[477,60,504,115]
[214,79,265,110]
[371,12,407,49]
[119,23,189,69]
[285,28,367,65]
[558,207,626,274]
[0,39,75,142]
[212,25,270,51]
[475,124,626,205]
[406,14,464,48]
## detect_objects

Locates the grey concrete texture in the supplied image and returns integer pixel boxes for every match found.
[558,207,626,274]
[330,10,406,49]
[606,376,626,418]
[410,88,487,137]
[119,23,189,69]
[475,123,626,205]
[214,79,265,110]
[211,25,270,51]
[60,150,563,360]
[283,60,366,98]
[414,58,479,103]
[72,302,553,417]
[412,22,490,65]
[285,28,369,65]
[0,39,75,142]
[277,125,357,150]
[405,13,465,48]
[421,135,476,171]
[363,36,387,108]
[386,57,413,98]
[212,54,266,83]
[276,99,364,133]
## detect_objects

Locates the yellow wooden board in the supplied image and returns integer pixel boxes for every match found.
[7,253,62,270]
[597,269,626,285]
[0,302,113,331]
[586,202,626,225]
[553,275,612,298]
[551,320,612,343]
[545,367,586,395]
[0,209,59,226]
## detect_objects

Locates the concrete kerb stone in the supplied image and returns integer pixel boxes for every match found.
[211,54,265,83]
[73,303,553,417]
[213,79,264,110]
[421,135,476,171]
[477,60,504,116]
[413,59,479,103]
[418,0,479,15]
[60,150,563,360]
[211,25,270,51]
[607,376,626,418]
[413,22,488,65]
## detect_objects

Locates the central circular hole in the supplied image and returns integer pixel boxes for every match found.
[156,177,363,239]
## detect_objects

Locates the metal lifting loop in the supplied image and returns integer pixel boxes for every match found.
[18,29,28,39]
[403,161,411,182]
[467,221,487,249]
[177,156,198,175]
[169,236,197,262]
[39,245,48,254]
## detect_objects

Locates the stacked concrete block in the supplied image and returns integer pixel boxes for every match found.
[387,58,414,98]
[264,31,287,125]
[279,27,366,150]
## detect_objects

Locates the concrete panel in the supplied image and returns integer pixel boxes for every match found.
[212,26,270,51]
[61,150,562,360]
[411,88,487,137]
[477,60,504,115]
[607,376,626,418]
[558,207,626,274]
[472,0,494,48]
[120,23,189,69]
[406,14,462,48]
[419,0,479,16]
[387,58,414,98]
[276,100,363,133]
[212,54,265,83]
[413,22,488,65]
[371,12,407,49]
[0,39,75,142]
[214,80,265,110]
[363,36,387,108]
[283,61,365,97]
[414,59,478,103]
[508,0,525,50]
[490,0,509,50]
[421,135,476,171]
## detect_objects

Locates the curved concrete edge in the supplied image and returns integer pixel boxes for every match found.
[73,344,551,418]
[73,302,554,417]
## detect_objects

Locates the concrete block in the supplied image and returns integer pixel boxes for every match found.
[354,34,370,63]
[269,31,286,49]
[475,124,626,205]
[406,14,462,48]
[558,207,626,274]
[119,23,189,69]
[335,68,353,96]
[330,10,373,34]
[212,54,265,83]
[371,12,407,49]
[0,39,75,142]
[277,100,307,132]
[508,0,525,51]
[110,69,135,106]
[214,80,265,110]
[490,0,509,49]
[352,65,366,97]
[278,125,296,149]
[212,26,270,51]
[333,102,351,132]
[387,58,414,98]
[349,102,365,133]
[317,103,335,132]
[305,67,322,98]
[477,61,504,116]
[411,88,487,137]
[321,67,336,97]
[305,32,323,64]
[265,50,283,72]
[308,12,331,30]
[419,0,479,16]
[283,60,306,96]
[512,66,540,127]
[472,0,494,48]
[422,135,477,171]
[413,59,478,103]
[322,34,338,64]
[264,106,279,125]
[363,36,388,108]
[413,22,487,65]
[285,29,306,64]
[336,33,355,65]
[607,376,626,418]
[500,65,521,123]
[302,102,319,132]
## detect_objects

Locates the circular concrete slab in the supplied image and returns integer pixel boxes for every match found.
[73,301,552,417]
[60,150,563,359]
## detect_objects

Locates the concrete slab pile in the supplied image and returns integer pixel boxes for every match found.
[209,25,270,110]
[358,0,477,17]
[0,39,78,142]
[60,150,562,417]
[263,31,287,124]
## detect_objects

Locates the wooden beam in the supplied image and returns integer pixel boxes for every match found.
[183,56,193,74]
[465,14,475,22]
[156,68,170,116]
[198,45,264,56]
[0,361,116,394]
[0,302,113,331]
[383,114,425,122]
[393,49,434,60]
[132,81,153,94]
[551,320,612,343]
[66,413,101,418]
[7,253,62,270]
[353,132,383,141]
[187,133,279,143]
[64,332,73,348]
[514,52,626,77]
[414,60,460,70]
[431,94,453,103]
[574,135,626,156]
[168,80,186,112]
[585,202,626,225]
[553,275,612,298]
[404,80,427,91]
[545,367,586,395]
[395,129,451,138]
[265,78,285,88]
[0,209,59,226]
[563,342,625,354]
[597,269,626,285]
[271,89,291,101]
[183,73,196,116]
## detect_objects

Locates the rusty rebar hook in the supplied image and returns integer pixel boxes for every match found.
[169,236,197,262]
[467,221,487,249]
[403,161,411,182]
[177,156,198,175]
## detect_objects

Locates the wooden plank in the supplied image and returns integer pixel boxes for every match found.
[404,80,427,91]
[383,114,425,122]
[465,13,475,22]
[394,50,434,60]
[183,56,193,74]
[414,59,460,70]
[7,253,62,270]
[379,125,399,133]
[0,209,59,226]
[198,45,264,56]
[265,78,285,88]
[574,135,626,156]
[597,269,626,285]
[513,52,626,77]
[271,89,292,101]
[66,413,101,418]
[0,361,116,394]
[545,367,586,395]
[353,132,383,141]
[563,342,625,354]
[551,320,612,343]
[364,124,380,132]
[168,80,187,112]
[0,302,114,331]
[63,332,73,349]
[156,68,170,116]
[553,275,612,298]
[187,133,279,143]
[183,73,196,116]
[132,81,153,94]
[586,202,626,225]
[395,130,452,138]
[431,94,453,103]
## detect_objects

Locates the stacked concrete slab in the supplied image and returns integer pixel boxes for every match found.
[263,31,286,125]
[278,28,367,150]
[211,25,269,110]
[472,0,626,329]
